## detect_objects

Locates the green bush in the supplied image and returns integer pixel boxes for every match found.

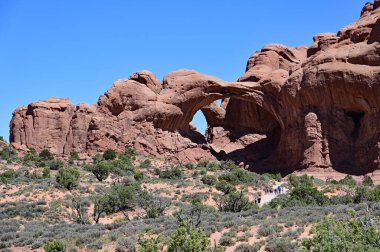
[217,191,256,212]
[0,146,17,161]
[215,180,235,194]
[235,242,264,252]
[39,149,54,161]
[257,224,283,237]
[102,184,139,215]
[137,231,163,252]
[92,154,104,164]
[270,185,329,209]
[218,168,268,187]
[219,160,239,170]
[263,172,282,182]
[185,163,195,170]
[56,168,80,190]
[134,172,144,181]
[369,186,380,201]
[88,161,111,182]
[337,175,357,187]
[119,147,136,161]
[103,149,117,160]
[49,159,64,170]
[137,190,170,218]
[44,240,65,252]
[42,167,51,178]
[288,174,314,188]
[301,215,380,252]
[0,169,20,183]
[362,175,374,187]
[69,151,79,164]
[140,159,151,168]
[201,175,217,186]
[219,234,234,246]
[159,167,183,180]
[166,222,210,252]
[23,148,39,163]
[266,237,296,252]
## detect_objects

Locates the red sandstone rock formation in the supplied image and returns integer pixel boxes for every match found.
[10,2,380,175]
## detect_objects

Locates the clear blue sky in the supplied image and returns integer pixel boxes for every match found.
[0,1,365,140]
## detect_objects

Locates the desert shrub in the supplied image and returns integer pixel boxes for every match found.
[159,167,183,180]
[137,231,163,252]
[140,159,151,168]
[185,163,195,170]
[330,194,354,205]
[217,191,256,212]
[71,197,90,224]
[220,160,239,170]
[137,190,170,218]
[354,186,371,203]
[362,175,374,187]
[266,237,296,252]
[116,237,136,252]
[39,149,54,161]
[99,184,139,216]
[270,186,329,209]
[134,171,144,181]
[44,240,65,252]
[218,168,270,188]
[166,222,210,252]
[91,154,103,164]
[23,148,39,163]
[201,175,217,186]
[352,185,380,203]
[337,175,357,187]
[87,161,111,182]
[56,168,80,190]
[290,186,330,206]
[263,172,282,182]
[87,240,102,250]
[119,147,136,161]
[103,149,117,160]
[215,180,236,194]
[235,241,264,252]
[369,186,380,201]
[0,146,17,161]
[257,224,283,237]
[0,169,20,183]
[301,214,380,252]
[42,167,51,178]
[288,174,314,188]
[69,151,79,162]
[49,159,64,170]
[110,159,135,174]
[219,233,234,246]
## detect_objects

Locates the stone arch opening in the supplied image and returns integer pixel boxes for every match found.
[219,99,282,169]
[191,110,208,136]
[346,111,365,139]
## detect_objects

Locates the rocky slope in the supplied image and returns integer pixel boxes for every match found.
[10,1,380,175]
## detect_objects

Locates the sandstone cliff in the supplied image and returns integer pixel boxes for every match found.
[10,1,380,175]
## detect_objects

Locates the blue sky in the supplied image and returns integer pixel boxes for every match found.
[0,1,364,140]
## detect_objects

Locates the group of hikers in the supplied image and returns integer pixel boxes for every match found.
[265,184,284,195]
[253,184,285,205]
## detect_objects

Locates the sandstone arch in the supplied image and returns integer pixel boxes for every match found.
[10,2,380,175]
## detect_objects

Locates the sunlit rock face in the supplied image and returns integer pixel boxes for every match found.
[10,2,380,175]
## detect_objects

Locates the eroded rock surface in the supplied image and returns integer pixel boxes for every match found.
[10,2,380,175]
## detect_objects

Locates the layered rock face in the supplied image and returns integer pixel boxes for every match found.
[10,2,380,175]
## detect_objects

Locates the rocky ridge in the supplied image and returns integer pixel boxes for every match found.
[10,1,380,175]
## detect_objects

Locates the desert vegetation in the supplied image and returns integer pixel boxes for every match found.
[0,145,379,251]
